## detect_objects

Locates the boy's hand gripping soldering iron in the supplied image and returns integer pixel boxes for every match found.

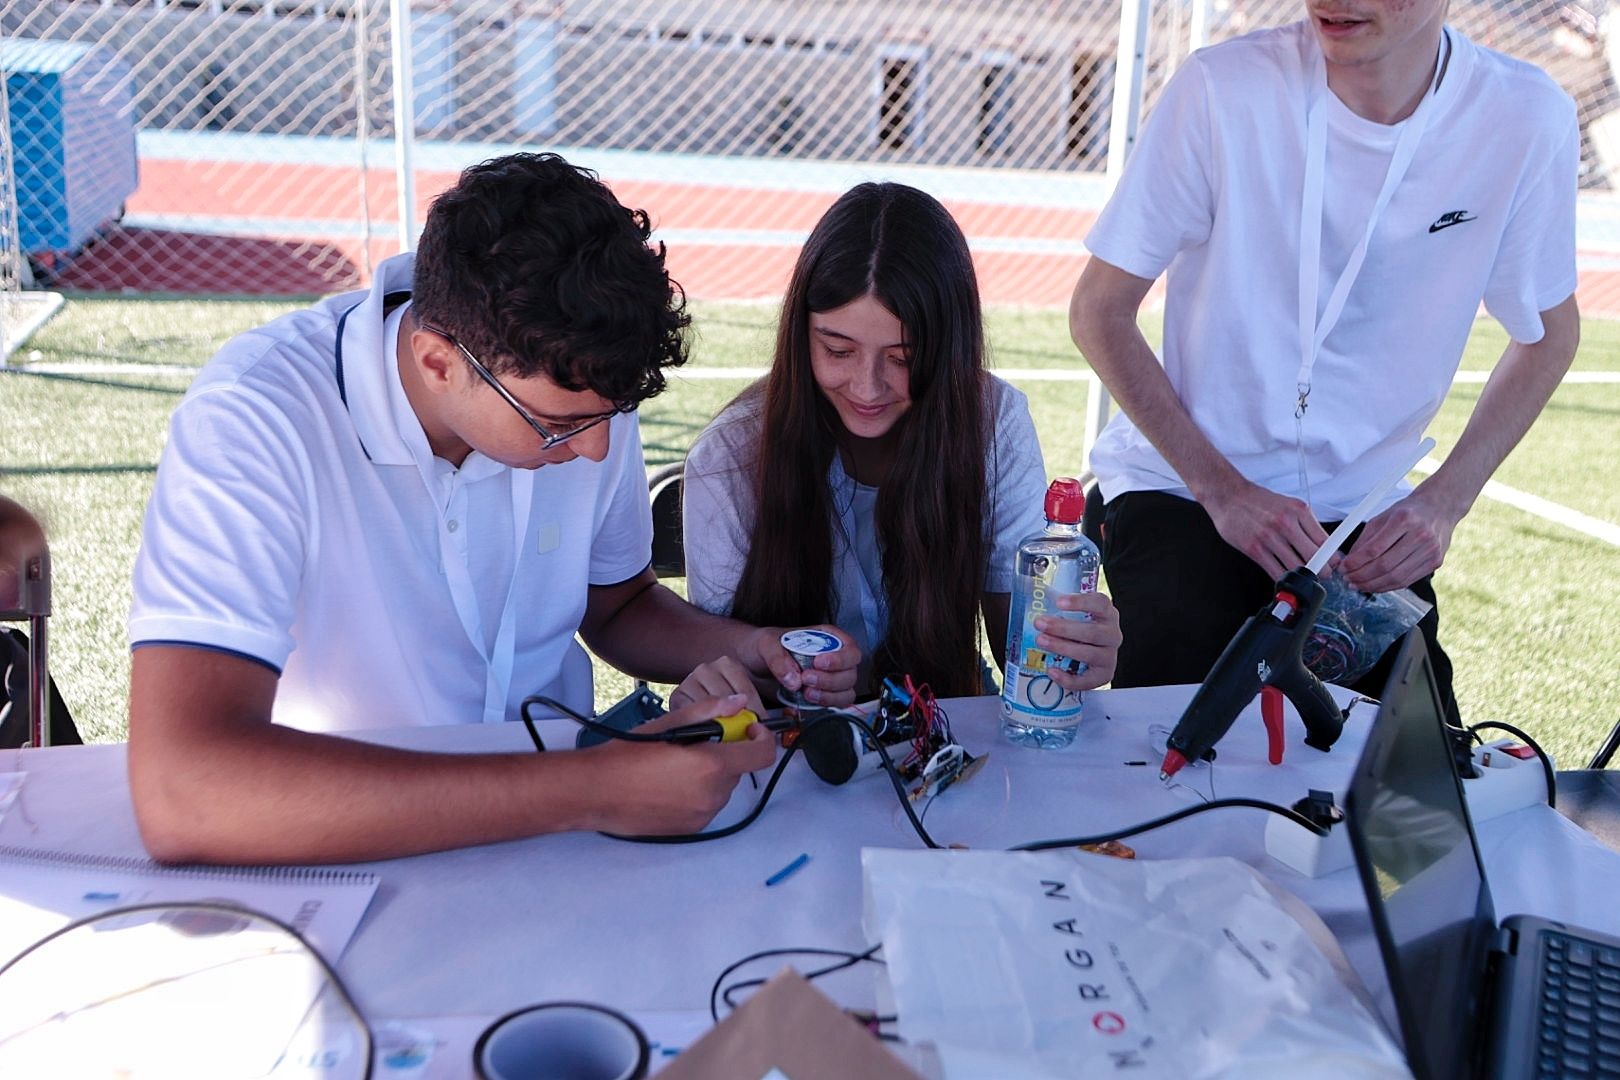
[656,709,799,744]
[1159,438,1435,780]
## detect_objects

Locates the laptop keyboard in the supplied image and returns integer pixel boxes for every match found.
[1537,931,1620,1077]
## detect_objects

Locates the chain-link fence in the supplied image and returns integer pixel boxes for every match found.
[0,0,378,298]
[0,0,1616,309]
[0,52,22,355]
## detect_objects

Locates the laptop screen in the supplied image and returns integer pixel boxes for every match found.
[1346,631,1497,1080]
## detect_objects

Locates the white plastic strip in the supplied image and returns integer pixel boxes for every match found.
[1306,437,1437,575]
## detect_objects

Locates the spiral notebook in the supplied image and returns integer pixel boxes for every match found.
[0,844,379,964]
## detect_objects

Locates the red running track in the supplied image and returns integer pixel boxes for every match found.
[44,157,1096,304]
[43,155,1620,317]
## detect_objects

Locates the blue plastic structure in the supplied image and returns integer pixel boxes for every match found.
[2,38,138,255]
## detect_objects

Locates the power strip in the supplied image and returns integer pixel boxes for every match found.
[1264,790,1354,878]
[1265,738,1553,878]
[1461,737,1552,825]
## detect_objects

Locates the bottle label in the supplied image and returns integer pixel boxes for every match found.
[1001,552,1098,724]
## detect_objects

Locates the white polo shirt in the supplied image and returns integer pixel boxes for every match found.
[1085,22,1578,519]
[130,253,654,732]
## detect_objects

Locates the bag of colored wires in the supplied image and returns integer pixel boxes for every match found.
[1302,571,1432,685]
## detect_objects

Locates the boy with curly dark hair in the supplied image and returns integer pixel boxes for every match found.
[126,153,857,865]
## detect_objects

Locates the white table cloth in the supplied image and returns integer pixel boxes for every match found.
[3,686,1614,1076]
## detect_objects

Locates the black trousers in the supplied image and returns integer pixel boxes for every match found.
[1088,489,1461,726]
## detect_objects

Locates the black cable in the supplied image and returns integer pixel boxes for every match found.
[1466,720,1557,808]
[1009,797,1330,852]
[1589,718,1620,771]
[721,949,883,1011]
[708,944,883,1023]
[523,694,679,747]
[519,695,565,752]
[602,710,943,847]
[530,693,1333,851]
[523,694,944,847]
[607,739,803,844]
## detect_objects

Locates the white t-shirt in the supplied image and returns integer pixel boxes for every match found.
[682,376,1047,671]
[1085,22,1578,519]
[129,253,655,732]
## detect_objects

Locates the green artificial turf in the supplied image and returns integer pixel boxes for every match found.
[2,297,1616,767]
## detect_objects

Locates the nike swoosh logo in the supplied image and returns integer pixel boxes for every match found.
[1429,211,1478,233]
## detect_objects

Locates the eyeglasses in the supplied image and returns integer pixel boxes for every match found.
[420,323,631,450]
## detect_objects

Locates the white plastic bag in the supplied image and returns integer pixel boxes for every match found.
[862,848,1409,1079]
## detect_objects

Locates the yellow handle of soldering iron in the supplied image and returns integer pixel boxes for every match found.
[713,710,758,742]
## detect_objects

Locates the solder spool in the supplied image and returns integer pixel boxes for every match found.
[779,629,843,709]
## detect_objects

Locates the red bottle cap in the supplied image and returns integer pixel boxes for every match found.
[1045,478,1086,524]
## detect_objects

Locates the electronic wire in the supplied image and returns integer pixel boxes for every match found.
[519,696,557,752]
[520,696,942,846]
[525,694,1336,850]
[522,694,674,746]
[546,692,1343,1041]
[1007,797,1328,851]
[708,943,885,1023]
[608,710,935,846]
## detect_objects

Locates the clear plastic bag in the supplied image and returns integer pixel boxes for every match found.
[1302,571,1433,686]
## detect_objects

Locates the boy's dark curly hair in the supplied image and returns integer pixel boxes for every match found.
[411,153,689,405]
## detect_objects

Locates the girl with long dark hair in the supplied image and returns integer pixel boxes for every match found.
[682,183,1119,699]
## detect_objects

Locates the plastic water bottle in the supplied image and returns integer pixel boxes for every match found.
[1000,478,1100,748]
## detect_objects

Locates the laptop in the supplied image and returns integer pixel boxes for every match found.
[1344,630,1620,1080]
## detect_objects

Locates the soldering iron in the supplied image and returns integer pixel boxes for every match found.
[656,708,801,744]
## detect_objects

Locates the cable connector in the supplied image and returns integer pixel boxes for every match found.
[1445,722,1480,779]
[1293,788,1344,830]
[1265,789,1353,878]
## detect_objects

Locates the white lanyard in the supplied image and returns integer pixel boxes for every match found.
[362,298,535,724]
[845,480,888,652]
[428,467,534,725]
[1294,30,1449,492]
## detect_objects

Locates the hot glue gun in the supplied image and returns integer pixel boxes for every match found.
[1160,567,1348,780]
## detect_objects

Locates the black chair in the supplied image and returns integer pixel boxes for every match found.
[1548,719,1620,853]
[648,462,685,579]
[1588,720,1620,771]
[0,551,80,748]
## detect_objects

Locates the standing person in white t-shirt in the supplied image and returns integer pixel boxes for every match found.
[1068,0,1580,716]
[127,154,859,865]
[683,183,1121,700]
